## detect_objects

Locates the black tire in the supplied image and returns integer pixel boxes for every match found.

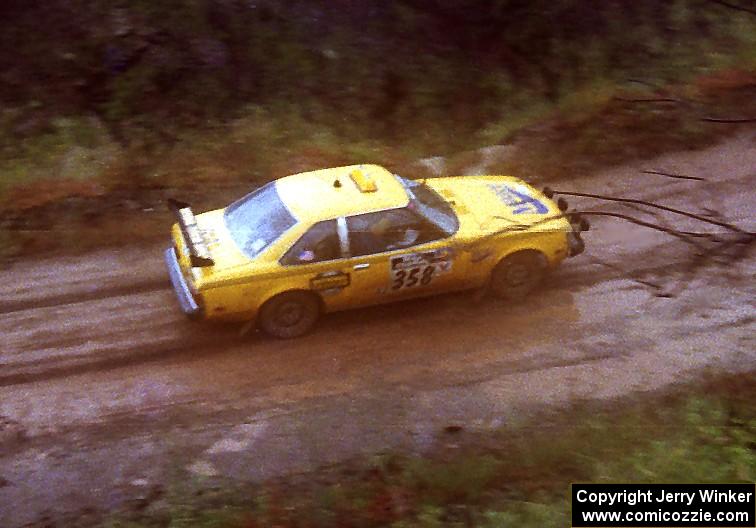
[490,251,546,301]
[258,291,320,339]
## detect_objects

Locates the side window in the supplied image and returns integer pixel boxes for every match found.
[281,220,341,265]
[347,208,443,257]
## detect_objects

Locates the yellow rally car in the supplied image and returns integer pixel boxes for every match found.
[165,164,587,338]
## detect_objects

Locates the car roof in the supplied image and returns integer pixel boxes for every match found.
[275,164,410,222]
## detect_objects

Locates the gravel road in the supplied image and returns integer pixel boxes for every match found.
[1,132,754,527]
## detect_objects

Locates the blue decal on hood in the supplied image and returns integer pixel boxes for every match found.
[488,183,549,215]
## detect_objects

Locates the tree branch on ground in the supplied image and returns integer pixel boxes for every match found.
[641,169,706,182]
[701,117,756,123]
[706,0,756,16]
[613,97,679,104]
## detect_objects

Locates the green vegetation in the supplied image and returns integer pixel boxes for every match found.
[3,1,756,184]
[0,1,754,258]
[103,375,755,528]
[482,68,756,181]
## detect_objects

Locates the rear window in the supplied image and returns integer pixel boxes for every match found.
[224,182,296,258]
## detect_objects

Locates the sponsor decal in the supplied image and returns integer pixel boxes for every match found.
[310,272,350,291]
[488,183,549,215]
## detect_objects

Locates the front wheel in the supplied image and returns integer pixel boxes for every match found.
[258,291,320,339]
[490,251,546,301]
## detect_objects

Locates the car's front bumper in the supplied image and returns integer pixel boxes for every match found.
[164,247,203,318]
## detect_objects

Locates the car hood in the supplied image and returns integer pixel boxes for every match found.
[426,176,569,237]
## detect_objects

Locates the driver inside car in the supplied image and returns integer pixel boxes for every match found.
[298,234,339,262]
[386,227,420,250]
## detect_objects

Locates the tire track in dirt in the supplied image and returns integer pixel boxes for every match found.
[0,239,725,388]
[1,166,752,387]
[0,245,168,315]
[0,278,169,315]
[0,133,754,528]
[0,334,239,388]
[0,288,241,386]
[0,245,658,388]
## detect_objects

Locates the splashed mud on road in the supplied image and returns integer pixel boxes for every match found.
[0,133,754,527]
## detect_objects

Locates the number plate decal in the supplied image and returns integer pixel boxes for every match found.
[389,249,452,291]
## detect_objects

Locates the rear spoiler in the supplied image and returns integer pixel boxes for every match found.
[167,199,215,268]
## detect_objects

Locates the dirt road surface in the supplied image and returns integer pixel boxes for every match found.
[1,132,754,527]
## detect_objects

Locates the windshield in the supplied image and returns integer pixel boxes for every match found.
[396,175,459,235]
[224,182,297,258]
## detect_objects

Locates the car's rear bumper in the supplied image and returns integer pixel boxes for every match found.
[164,247,203,318]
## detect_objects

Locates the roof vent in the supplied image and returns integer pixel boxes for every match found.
[350,169,377,193]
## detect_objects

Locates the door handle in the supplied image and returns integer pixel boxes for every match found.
[353,263,370,271]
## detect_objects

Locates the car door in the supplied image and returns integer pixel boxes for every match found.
[279,219,355,312]
[343,207,460,308]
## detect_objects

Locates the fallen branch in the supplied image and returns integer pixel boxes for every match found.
[706,0,756,16]
[614,97,679,104]
[487,211,711,251]
[585,254,667,294]
[549,189,751,234]
[700,207,726,220]
[641,169,706,182]
[619,202,676,231]
[701,117,756,123]
[573,211,705,246]
[626,79,663,90]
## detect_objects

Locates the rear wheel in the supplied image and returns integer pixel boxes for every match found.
[490,251,546,301]
[258,291,320,339]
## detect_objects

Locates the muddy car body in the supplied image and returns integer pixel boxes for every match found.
[165,164,586,337]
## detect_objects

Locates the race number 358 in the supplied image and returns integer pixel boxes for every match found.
[392,265,435,290]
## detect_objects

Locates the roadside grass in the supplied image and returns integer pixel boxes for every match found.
[103,374,756,528]
[0,115,117,195]
[3,0,756,209]
[1,6,754,259]
[2,66,754,262]
[444,67,756,181]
